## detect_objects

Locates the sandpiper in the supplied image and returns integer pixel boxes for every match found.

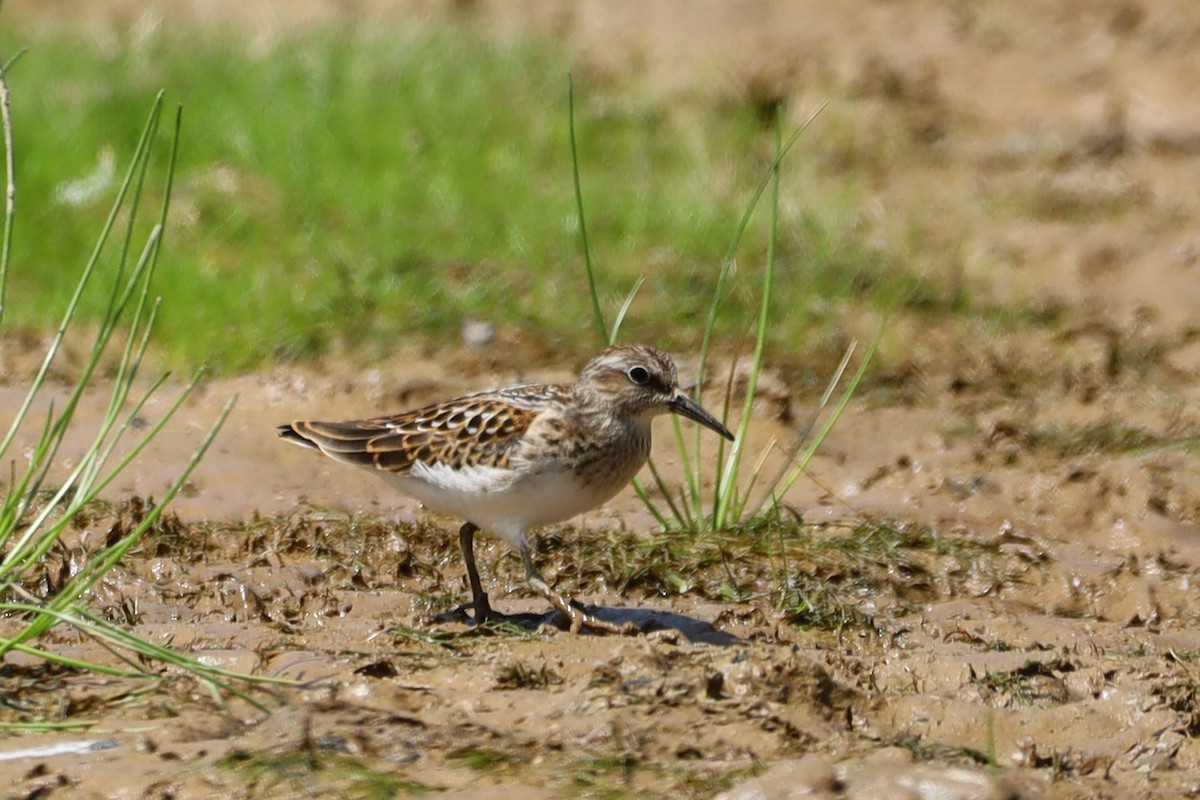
[278,342,734,633]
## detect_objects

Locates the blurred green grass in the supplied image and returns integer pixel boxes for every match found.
[1,22,937,373]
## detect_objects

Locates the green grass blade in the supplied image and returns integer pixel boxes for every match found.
[72,607,290,685]
[5,366,175,573]
[694,101,828,396]
[1,601,288,701]
[630,477,671,531]
[735,436,779,519]
[0,404,56,556]
[66,367,169,515]
[714,112,786,528]
[0,51,25,324]
[567,73,607,344]
[70,238,165,507]
[641,457,685,530]
[608,275,645,343]
[760,326,882,516]
[0,619,145,676]
[0,721,99,731]
[95,104,159,338]
[75,108,180,503]
[706,338,744,524]
[667,417,701,519]
[751,341,856,515]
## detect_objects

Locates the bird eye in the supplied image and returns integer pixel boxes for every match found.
[627,366,651,385]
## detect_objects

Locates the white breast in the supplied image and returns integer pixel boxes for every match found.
[379,460,632,548]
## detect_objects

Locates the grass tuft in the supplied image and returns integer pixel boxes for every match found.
[0,60,280,724]
[572,94,881,536]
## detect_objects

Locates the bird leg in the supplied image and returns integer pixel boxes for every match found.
[435,523,542,629]
[518,540,638,636]
[457,522,494,623]
[441,525,637,635]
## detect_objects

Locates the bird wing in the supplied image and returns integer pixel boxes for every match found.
[278,383,569,473]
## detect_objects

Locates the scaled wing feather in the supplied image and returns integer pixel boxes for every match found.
[279,385,566,473]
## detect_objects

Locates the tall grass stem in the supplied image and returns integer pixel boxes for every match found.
[568,73,607,344]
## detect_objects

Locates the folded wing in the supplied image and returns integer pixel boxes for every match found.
[278,386,561,474]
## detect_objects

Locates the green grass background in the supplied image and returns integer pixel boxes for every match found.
[1,23,937,373]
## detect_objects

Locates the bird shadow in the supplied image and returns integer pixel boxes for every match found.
[432,604,741,646]
[581,604,742,646]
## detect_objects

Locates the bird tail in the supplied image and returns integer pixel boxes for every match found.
[277,422,321,450]
[277,420,396,470]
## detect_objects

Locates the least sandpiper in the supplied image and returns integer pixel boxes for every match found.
[278,342,734,633]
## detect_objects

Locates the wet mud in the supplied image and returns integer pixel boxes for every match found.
[4,1,1200,798]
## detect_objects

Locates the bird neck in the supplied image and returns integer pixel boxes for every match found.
[567,390,651,441]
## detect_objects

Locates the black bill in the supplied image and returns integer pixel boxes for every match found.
[669,392,735,441]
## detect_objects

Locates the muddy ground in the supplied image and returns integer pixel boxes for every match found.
[4,1,1200,799]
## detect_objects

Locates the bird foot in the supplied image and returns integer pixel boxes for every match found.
[524,573,641,635]
[430,597,550,631]
[430,589,498,627]
[429,602,480,626]
[571,616,641,636]
[561,600,641,636]
[429,599,639,636]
